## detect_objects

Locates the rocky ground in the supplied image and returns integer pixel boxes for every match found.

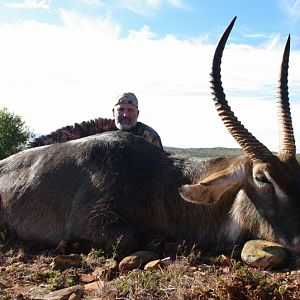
[0,229,299,300]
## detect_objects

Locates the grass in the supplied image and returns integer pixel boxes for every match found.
[96,255,299,299]
[0,224,299,299]
[165,146,300,161]
[164,146,244,158]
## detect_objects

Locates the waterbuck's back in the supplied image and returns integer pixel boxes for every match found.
[0,131,241,251]
[0,132,166,242]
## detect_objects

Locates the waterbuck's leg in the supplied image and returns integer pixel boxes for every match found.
[55,239,94,255]
[64,219,146,255]
[61,188,147,255]
[94,223,146,254]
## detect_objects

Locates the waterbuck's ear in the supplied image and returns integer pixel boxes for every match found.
[179,166,246,205]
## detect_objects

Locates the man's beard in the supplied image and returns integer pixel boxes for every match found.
[115,119,137,131]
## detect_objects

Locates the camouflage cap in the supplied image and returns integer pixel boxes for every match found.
[115,92,138,108]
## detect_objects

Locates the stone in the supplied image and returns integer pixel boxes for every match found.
[55,239,92,255]
[118,251,159,271]
[68,292,82,300]
[104,258,118,270]
[42,285,84,300]
[144,256,173,271]
[217,254,232,267]
[84,280,105,292]
[79,273,97,283]
[160,257,173,267]
[51,254,82,270]
[144,259,161,271]
[91,259,118,280]
[241,240,289,269]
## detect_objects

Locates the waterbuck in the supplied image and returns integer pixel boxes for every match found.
[0,17,299,255]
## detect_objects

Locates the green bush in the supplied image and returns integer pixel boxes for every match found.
[0,107,31,159]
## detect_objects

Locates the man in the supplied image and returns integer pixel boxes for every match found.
[27,92,162,148]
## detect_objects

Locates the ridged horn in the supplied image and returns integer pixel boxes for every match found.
[210,17,273,162]
[277,35,296,161]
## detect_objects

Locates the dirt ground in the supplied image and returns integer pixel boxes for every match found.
[0,233,299,300]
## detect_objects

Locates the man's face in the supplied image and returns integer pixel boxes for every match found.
[113,103,139,131]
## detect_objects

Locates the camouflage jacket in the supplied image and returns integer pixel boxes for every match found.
[27,118,163,149]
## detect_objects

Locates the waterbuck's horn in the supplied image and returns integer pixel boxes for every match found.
[210,17,273,162]
[277,35,296,162]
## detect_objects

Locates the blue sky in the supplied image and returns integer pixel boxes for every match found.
[1,1,299,44]
[0,0,300,150]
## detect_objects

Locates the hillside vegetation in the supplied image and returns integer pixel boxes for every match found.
[165,146,300,161]
[164,146,244,158]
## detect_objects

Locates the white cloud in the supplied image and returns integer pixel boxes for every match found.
[146,0,161,7]
[59,9,121,36]
[167,0,186,8]
[280,0,300,25]
[119,0,187,15]
[0,11,300,152]
[5,0,52,10]
[78,0,103,5]
[128,25,156,39]
[283,0,300,16]
[119,0,158,15]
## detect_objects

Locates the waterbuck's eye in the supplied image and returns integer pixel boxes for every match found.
[254,173,271,184]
